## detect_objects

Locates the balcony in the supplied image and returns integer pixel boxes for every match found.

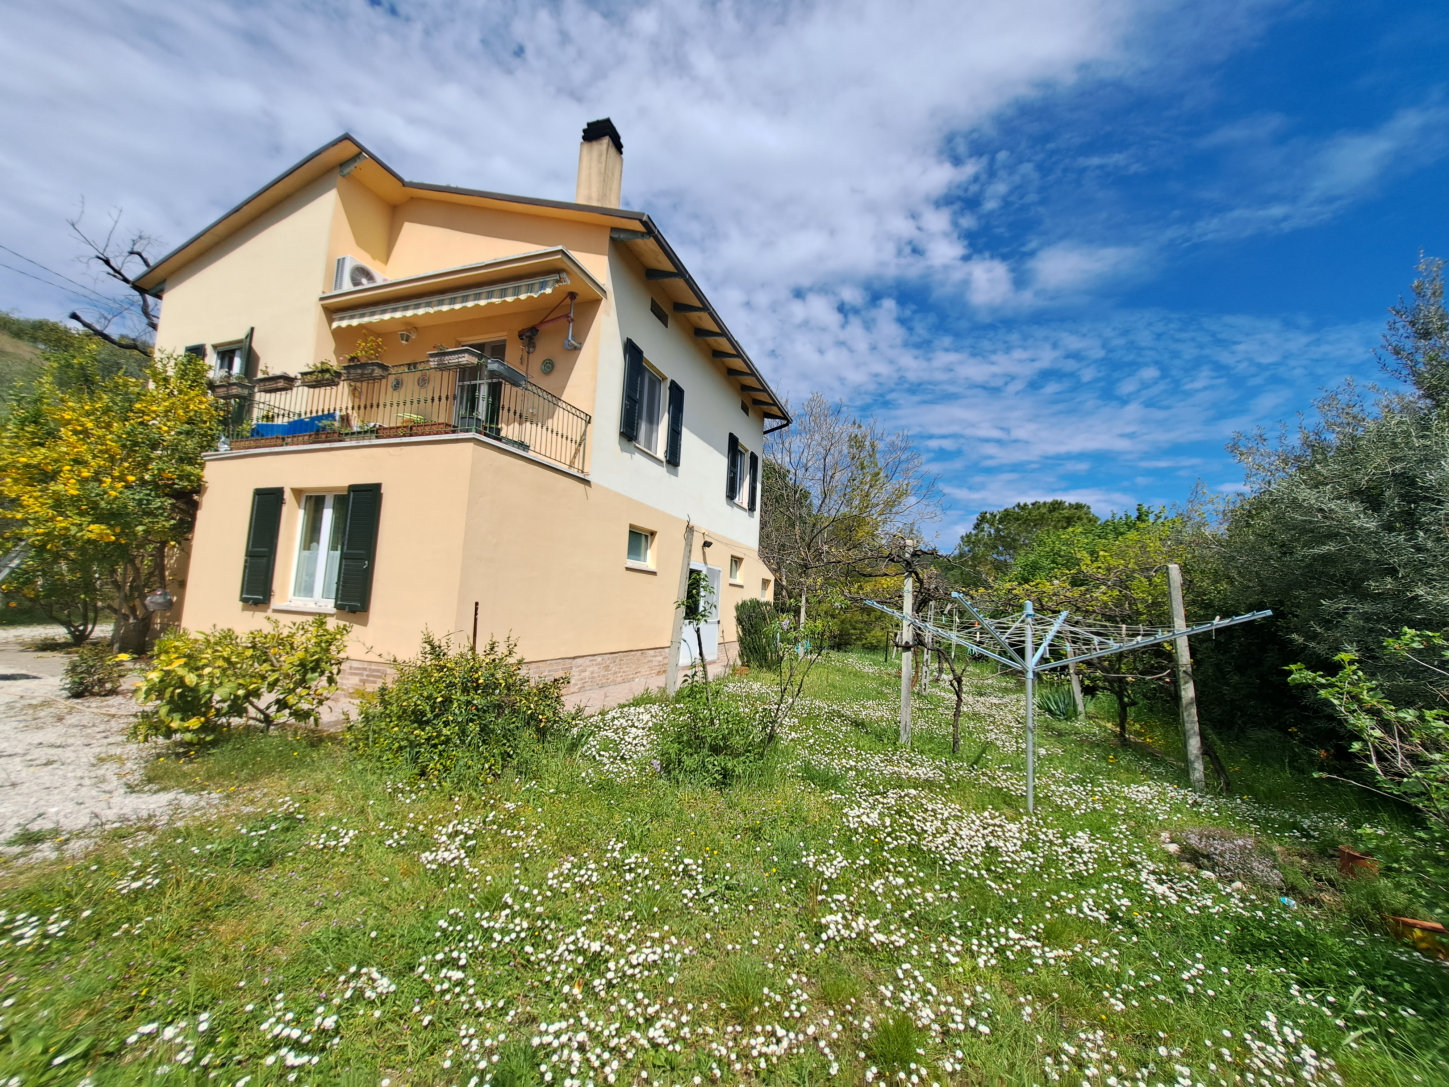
[216,361,591,473]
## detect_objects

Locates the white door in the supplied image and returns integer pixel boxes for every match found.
[680,562,722,665]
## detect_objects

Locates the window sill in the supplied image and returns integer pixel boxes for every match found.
[624,561,657,574]
[272,601,337,615]
[634,442,665,463]
[728,580,745,588]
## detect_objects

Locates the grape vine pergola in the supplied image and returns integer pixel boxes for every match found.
[865,592,1272,813]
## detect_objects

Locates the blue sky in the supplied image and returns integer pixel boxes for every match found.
[2,0,1446,546]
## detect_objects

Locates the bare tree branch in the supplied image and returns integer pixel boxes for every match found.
[67,311,151,357]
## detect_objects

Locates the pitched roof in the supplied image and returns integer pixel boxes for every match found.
[134,134,788,424]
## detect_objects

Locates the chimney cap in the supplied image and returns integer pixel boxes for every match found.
[581,118,623,154]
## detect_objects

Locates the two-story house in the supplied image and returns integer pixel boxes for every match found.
[134,120,788,705]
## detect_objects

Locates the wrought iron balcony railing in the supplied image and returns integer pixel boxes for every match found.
[216,361,590,473]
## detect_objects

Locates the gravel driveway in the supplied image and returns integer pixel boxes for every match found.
[0,625,210,864]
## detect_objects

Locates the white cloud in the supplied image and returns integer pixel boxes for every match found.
[1192,100,1449,240]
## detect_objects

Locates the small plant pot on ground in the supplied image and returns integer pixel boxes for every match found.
[1385,915,1448,960]
[342,361,390,383]
[206,376,254,400]
[1337,845,1379,878]
[230,437,284,450]
[253,373,298,393]
[299,368,341,388]
[428,346,481,370]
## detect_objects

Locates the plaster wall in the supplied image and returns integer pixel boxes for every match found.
[153,174,339,378]
[182,435,766,666]
[587,246,767,551]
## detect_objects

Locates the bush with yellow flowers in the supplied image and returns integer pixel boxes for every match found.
[0,343,220,647]
[132,617,349,743]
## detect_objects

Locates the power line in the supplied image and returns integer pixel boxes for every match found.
[0,243,119,307]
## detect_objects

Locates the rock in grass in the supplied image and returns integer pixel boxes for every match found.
[1174,827,1284,888]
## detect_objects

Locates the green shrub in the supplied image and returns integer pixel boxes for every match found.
[1035,679,1078,720]
[735,598,782,670]
[61,644,130,698]
[132,616,348,742]
[657,682,774,788]
[347,634,570,780]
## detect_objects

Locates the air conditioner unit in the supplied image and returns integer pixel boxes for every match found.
[332,255,385,292]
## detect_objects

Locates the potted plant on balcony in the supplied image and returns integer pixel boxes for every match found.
[427,343,481,370]
[342,332,390,383]
[253,367,298,394]
[206,371,253,399]
[300,359,342,388]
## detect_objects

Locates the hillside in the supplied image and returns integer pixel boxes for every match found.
[0,326,45,413]
[0,653,1444,1085]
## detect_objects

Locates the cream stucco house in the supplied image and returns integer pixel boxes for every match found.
[134,120,788,704]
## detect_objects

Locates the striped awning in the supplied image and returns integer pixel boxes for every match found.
[330,273,568,328]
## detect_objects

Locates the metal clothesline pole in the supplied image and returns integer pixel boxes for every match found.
[863,595,1272,812]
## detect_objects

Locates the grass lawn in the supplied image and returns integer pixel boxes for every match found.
[1,652,1445,1086]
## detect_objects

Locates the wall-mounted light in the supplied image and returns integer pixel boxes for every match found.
[398,327,419,344]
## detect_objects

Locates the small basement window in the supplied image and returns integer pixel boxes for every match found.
[729,555,743,583]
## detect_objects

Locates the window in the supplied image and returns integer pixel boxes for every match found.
[291,492,351,605]
[213,344,243,376]
[729,556,743,583]
[761,578,772,601]
[726,433,756,510]
[212,328,253,378]
[620,339,685,466]
[626,527,654,568]
[636,365,664,454]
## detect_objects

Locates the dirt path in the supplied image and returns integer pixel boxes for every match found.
[0,626,211,865]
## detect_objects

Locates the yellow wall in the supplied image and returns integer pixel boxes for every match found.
[155,174,338,377]
[183,434,764,670]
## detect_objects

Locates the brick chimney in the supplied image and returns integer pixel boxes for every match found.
[575,118,623,208]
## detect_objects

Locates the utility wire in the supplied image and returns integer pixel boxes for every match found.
[0,243,119,308]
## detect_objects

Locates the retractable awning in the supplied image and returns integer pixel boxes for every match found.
[330,273,568,329]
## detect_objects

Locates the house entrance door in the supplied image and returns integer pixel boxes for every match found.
[679,562,722,666]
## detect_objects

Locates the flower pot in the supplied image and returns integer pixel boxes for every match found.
[207,376,253,400]
[1337,845,1379,878]
[1385,915,1448,960]
[253,373,298,393]
[299,369,341,388]
[342,361,390,383]
[428,346,482,370]
[231,436,283,450]
[378,421,453,440]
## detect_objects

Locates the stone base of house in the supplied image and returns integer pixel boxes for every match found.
[337,640,741,712]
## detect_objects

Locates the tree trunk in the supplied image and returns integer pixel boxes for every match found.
[111,609,151,653]
[1111,679,1130,743]
[950,674,964,755]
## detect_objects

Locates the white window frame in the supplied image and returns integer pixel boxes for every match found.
[729,555,743,584]
[288,491,350,608]
[211,341,245,378]
[625,526,656,571]
[760,578,772,601]
[634,362,666,458]
[730,440,753,507]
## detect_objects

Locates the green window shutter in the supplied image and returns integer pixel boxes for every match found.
[726,432,739,501]
[183,344,206,362]
[747,451,759,512]
[334,483,382,613]
[665,380,684,466]
[239,487,284,604]
[238,326,256,379]
[619,339,645,441]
